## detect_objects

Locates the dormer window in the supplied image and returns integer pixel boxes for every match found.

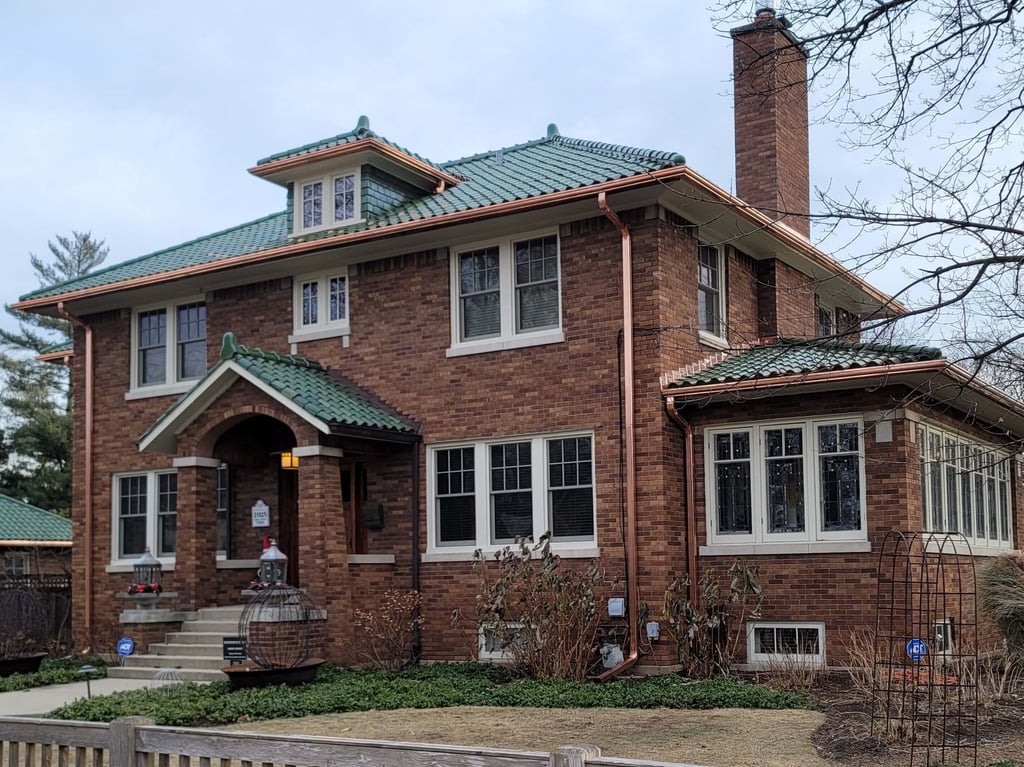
[295,170,361,234]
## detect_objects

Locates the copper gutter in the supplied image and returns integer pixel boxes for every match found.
[37,349,74,364]
[596,192,639,681]
[57,302,94,648]
[0,540,72,547]
[664,400,699,607]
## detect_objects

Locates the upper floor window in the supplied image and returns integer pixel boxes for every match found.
[706,417,867,548]
[113,470,177,563]
[448,232,564,356]
[698,244,725,342]
[291,269,349,340]
[295,170,361,234]
[131,300,206,395]
[428,432,595,554]
[917,422,1013,550]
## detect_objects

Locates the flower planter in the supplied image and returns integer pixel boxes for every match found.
[221,658,324,689]
[0,652,47,678]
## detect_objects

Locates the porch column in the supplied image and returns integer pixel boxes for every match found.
[173,456,220,611]
[294,446,352,658]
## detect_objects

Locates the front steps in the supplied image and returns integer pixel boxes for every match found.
[107,605,246,683]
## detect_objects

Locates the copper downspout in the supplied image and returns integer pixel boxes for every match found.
[597,192,640,680]
[665,399,700,607]
[57,302,94,648]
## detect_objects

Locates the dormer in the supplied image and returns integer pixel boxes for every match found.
[248,116,460,238]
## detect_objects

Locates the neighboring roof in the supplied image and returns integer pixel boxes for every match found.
[667,339,943,388]
[17,125,685,305]
[0,494,72,546]
[138,333,418,454]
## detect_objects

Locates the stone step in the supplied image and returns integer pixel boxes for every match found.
[148,642,229,658]
[178,620,241,634]
[107,665,227,683]
[123,653,232,671]
[162,630,239,645]
[196,605,246,620]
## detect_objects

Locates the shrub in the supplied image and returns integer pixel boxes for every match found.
[0,656,107,693]
[352,589,424,670]
[474,536,603,682]
[978,552,1024,658]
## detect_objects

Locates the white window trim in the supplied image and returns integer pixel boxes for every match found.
[697,243,727,347]
[127,297,206,399]
[3,552,29,576]
[446,230,565,357]
[425,431,597,557]
[477,621,536,663]
[746,621,826,668]
[290,268,351,341]
[704,416,868,550]
[292,169,363,236]
[110,470,177,567]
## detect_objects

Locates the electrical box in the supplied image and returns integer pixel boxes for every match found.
[645,621,661,640]
[607,597,625,618]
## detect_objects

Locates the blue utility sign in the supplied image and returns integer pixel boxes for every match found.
[906,638,928,662]
[117,637,135,657]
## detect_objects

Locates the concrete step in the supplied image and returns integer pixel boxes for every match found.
[148,642,227,658]
[107,665,228,683]
[178,620,240,633]
[196,605,246,621]
[123,653,232,671]
[163,631,237,645]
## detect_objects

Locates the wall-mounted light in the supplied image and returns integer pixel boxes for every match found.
[280,451,300,470]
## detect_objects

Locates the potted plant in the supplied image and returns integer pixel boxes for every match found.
[0,588,49,677]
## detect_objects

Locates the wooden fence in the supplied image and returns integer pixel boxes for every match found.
[0,716,714,767]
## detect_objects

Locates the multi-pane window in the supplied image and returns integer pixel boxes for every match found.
[293,270,349,335]
[452,233,562,350]
[817,303,834,337]
[917,422,1013,549]
[114,471,177,561]
[749,623,825,667]
[430,433,595,550]
[698,244,724,338]
[216,463,230,556]
[133,301,206,390]
[706,418,866,545]
[3,553,29,576]
[295,170,360,234]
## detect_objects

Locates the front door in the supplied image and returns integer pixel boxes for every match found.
[278,467,299,587]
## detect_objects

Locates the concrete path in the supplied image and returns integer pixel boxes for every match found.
[0,676,155,718]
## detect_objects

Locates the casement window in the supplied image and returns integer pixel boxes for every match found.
[3,553,29,576]
[113,471,177,562]
[428,433,595,553]
[295,170,360,234]
[917,422,1013,550]
[705,418,867,547]
[747,622,825,667]
[448,232,564,356]
[816,300,835,337]
[292,269,349,339]
[478,622,533,663]
[698,244,725,341]
[131,300,207,394]
[216,463,231,558]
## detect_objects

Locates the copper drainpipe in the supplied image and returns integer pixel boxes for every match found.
[665,399,699,606]
[597,192,640,680]
[58,302,94,649]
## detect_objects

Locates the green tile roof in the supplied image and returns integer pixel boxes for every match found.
[20,124,685,303]
[666,339,943,388]
[0,494,71,544]
[40,340,72,355]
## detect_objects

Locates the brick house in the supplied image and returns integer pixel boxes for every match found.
[14,10,1024,672]
[0,493,72,578]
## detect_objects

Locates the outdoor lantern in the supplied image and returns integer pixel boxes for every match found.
[280,451,299,470]
[133,547,162,587]
[259,539,288,585]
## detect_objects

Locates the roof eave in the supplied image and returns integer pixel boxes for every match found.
[0,539,72,547]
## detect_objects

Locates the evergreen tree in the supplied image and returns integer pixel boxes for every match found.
[0,232,108,514]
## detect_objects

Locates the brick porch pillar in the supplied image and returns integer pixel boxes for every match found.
[172,456,220,611]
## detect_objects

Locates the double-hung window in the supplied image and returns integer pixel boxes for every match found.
[698,244,725,342]
[131,300,206,395]
[917,422,1013,550]
[449,232,563,355]
[292,269,350,340]
[706,417,866,548]
[113,470,177,563]
[428,433,595,554]
[295,170,360,234]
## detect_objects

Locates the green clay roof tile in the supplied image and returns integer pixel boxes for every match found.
[666,338,943,388]
[20,128,685,302]
[0,494,72,543]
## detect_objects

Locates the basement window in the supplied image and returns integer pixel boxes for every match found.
[747,622,825,667]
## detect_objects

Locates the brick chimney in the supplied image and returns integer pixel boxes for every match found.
[731,7,810,238]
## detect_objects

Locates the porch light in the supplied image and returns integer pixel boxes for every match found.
[258,539,288,586]
[280,451,299,470]
[133,547,162,588]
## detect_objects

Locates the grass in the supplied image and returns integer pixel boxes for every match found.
[46,662,812,726]
[0,656,106,692]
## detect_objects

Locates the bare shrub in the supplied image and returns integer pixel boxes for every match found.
[977,552,1024,658]
[756,653,823,692]
[352,589,424,670]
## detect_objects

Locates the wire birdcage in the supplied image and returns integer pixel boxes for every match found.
[238,584,325,669]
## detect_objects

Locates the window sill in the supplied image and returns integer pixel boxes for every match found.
[349,554,396,565]
[290,218,367,239]
[698,331,730,350]
[215,559,259,570]
[125,381,195,401]
[446,329,564,358]
[423,546,599,563]
[924,539,1015,557]
[699,541,871,556]
[288,327,351,345]
[106,562,177,574]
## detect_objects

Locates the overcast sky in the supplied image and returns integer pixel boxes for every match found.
[1,1,897,336]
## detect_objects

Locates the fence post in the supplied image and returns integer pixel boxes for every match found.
[550,745,601,767]
[110,716,154,767]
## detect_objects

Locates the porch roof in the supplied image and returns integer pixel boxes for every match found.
[138,333,419,454]
[0,493,72,546]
